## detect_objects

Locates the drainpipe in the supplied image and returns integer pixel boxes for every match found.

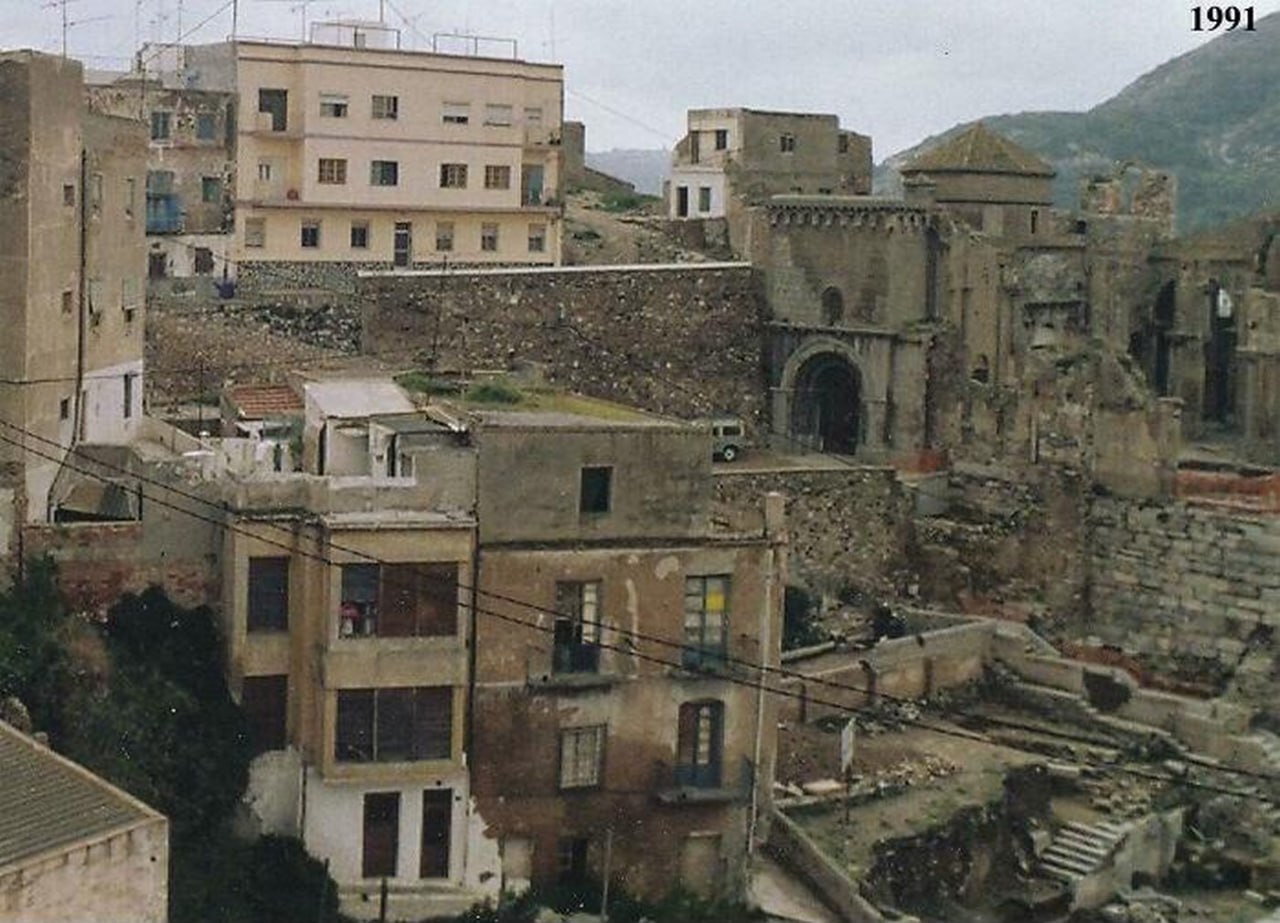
[71,149,89,456]
[748,493,784,859]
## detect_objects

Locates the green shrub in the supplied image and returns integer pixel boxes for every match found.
[396,372,462,396]
[465,379,524,405]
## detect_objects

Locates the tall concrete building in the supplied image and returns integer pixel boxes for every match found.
[165,24,565,291]
[0,51,147,533]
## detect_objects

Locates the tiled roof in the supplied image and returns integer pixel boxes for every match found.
[227,384,303,419]
[903,122,1055,177]
[0,721,161,871]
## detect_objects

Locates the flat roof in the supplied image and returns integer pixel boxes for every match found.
[0,721,163,872]
[305,379,415,419]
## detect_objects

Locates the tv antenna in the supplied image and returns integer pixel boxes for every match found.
[42,0,113,57]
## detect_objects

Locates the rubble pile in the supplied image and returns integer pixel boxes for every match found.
[1096,888,1217,923]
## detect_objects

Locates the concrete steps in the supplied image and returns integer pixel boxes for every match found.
[1040,820,1128,884]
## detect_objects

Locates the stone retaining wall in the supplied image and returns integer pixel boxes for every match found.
[360,263,767,425]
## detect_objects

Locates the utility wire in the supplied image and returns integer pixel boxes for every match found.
[2,416,1277,802]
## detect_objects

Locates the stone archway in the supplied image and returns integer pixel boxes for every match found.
[790,352,863,454]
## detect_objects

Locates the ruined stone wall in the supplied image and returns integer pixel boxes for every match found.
[712,465,911,597]
[1088,498,1280,691]
[361,264,766,425]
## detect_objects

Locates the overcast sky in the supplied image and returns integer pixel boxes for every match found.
[4,0,1277,158]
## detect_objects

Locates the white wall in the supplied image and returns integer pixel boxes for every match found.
[81,359,144,445]
[669,168,726,220]
[301,766,472,887]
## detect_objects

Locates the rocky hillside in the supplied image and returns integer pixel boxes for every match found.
[878,12,1280,232]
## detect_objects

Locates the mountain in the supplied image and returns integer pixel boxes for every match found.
[877,13,1280,233]
[585,149,670,196]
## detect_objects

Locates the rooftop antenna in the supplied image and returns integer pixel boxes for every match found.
[256,0,321,41]
[42,0,112,57]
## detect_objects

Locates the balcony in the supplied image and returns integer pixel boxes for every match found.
[655,756,752,805]
[526,640,617,691]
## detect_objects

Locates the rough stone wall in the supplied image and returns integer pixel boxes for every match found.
[361,265,767,425]
[712,466,911,596]
[1088,498,1280,698]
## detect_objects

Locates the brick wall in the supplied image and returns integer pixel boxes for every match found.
[360,264,767,425]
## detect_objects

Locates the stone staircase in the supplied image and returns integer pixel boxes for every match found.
[1040,820,1128,884]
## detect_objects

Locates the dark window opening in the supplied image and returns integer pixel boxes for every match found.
[300,221,320,248]
[150,110,172,141]
[559,725,605,789]
[553,581,601,673]
[258,89,288,131]
[420,789,452,878]
[336,687,453,762]
[676,700,724,788]
[579,466,612,514]
[780,133,796,153]
[196,113,217,140]
[243,674,287,754]
[557,837,590,884]
[351,222,370,249]
[370,160,399,186]
[821,286,844,325]
[676,185,689,218]
[714,129,728,150]
[394,221,413,266]
[247,557,289,631]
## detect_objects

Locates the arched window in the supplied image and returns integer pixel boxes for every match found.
[821,286,844,325]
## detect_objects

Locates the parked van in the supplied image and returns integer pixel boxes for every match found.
[709,417,748,462]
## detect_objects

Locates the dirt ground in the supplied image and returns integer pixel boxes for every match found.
[561,191,715,265]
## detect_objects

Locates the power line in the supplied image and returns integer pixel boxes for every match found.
[2,416,1276,803]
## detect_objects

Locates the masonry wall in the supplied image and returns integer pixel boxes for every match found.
[360,264,766,425]
[712,466,911,597]
[0,819,168,923]
[1088,498,1280,679]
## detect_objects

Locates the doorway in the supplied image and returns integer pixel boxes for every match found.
[419,789,452,878]
[394,222,413,268]
[362,792,400,879]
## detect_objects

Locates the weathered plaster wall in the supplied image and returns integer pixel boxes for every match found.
[0,820,168,923]
[360,264,767,426]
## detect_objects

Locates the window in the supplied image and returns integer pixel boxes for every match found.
[150,110,172,141]
[821,286,844,325]
[257,161,273,182]
[201,176,222,202]
[90,173,102,211]
[339,562,458,638]
[87,279,102,324]
[439,163,468,189]
[300,220,321,248]
[480,222,499,252]
[242,674,287,754]
[62,183,75,207]
[484,165,511,190]
[838,133,850,153]
[394,221,412,267]
[683,576,728,668]
[554,581,601,673]
[442,101,469,124]
[372,94,399,120]
[196,112,217,140]
[363,793,400,879]
[524,106,543,125]
[247,557,289,631]
[676,186,689,218]
[714,128,728,150]
[484,103,513,126]
[61,290,73,314]
[558,838,589,883]
[528,223,546,253]
[435,222,454,252]
[336,686,453,762]
[779,133,796,153]
[318,158,347,185]
[59,397,70,421]
[122,373,135,419]
[257,88,288,131]
[698,186,712,213]
[579,466,611,514]
[559,725,605,789]
[125,177,135,218]
[245,217,266,248]
[1031,209,1040,235]
[146,170,173,195]
[193,248,213,275]
[319,93,348,118]
[350,221,370,249]
[676,701,724,788]
[370,160,399,187]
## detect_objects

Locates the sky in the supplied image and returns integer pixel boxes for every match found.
[4,0,1279,158]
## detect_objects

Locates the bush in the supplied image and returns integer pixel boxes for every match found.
[465,379,524,405]
[783,585,825,650]
[396,372,463,396]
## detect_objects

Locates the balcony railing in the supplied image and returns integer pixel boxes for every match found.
[552,640,600,674]
[655,756,752,804]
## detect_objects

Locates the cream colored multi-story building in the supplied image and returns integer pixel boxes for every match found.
[179,27,563,291]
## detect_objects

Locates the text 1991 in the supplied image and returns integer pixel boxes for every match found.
[1192,6,1255,30]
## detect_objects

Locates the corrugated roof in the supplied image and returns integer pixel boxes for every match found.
[0,721,161,871]
[228,383,304,419]
[902,122,1055,177]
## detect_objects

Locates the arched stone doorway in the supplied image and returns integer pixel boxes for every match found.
[791,352,862,454]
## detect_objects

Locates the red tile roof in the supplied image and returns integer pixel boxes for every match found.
[227,384,303,419]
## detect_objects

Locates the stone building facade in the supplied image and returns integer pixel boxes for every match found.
[0,51,147,533]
